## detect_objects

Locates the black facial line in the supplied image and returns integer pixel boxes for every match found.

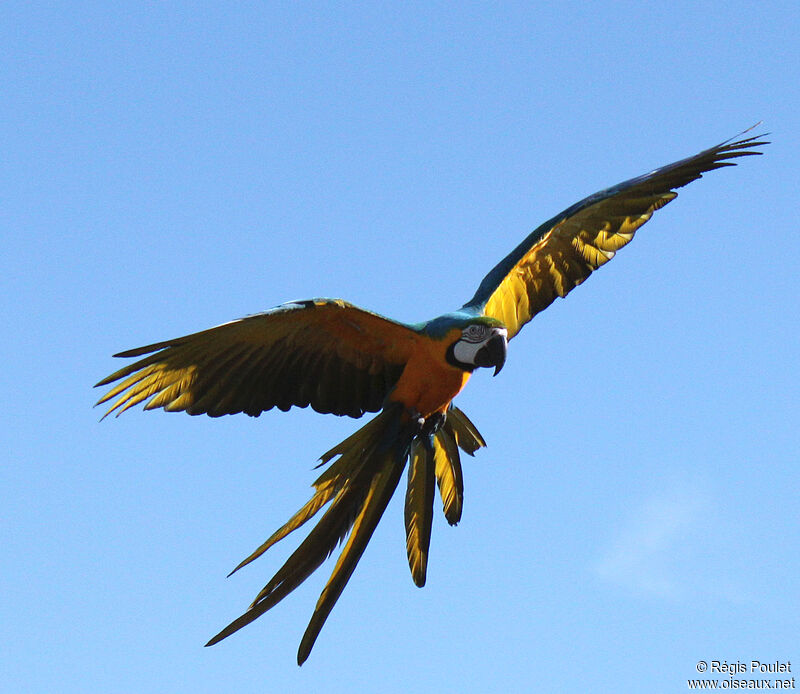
[462,326,489,343]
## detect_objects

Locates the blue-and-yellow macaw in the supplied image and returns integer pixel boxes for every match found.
[96,129,766,664]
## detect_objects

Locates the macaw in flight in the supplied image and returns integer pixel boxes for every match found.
[96,129,766,664]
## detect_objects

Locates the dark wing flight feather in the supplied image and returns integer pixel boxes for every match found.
[95,298,419,419]
[463,129,768,339]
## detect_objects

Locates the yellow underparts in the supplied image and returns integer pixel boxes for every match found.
[389,328,471,419]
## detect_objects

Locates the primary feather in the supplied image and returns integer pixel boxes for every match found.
[95,299,417,419]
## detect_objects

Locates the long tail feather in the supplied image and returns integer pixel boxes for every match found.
[445,406,486,455]
[226,420,385,577]
[206,404,485,663]
[206,405,413,663]
[297,448,406,664]
[433,427,464,525]
[206,472,374,647]
[226,482,339,578]
[404,436,436,587]
[433,406,485,526]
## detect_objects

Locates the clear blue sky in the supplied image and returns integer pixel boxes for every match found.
[3,2,798,692]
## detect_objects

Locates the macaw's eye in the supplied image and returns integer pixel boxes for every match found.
[463,324,489,342]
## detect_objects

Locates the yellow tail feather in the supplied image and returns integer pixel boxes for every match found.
[206,403,486,664]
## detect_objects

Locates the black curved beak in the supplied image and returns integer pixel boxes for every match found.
[474,333,507,376]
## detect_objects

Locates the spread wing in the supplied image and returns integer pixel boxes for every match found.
[95,298,420,419]
[463,129,768,339]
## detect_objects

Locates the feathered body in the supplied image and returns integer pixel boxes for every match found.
[96,129,767,664]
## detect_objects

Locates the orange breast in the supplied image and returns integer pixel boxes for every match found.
[388,328,471,418]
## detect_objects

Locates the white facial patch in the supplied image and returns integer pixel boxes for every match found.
[452,338,485,366]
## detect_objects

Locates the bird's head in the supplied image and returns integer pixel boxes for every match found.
[445,319,508,376]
